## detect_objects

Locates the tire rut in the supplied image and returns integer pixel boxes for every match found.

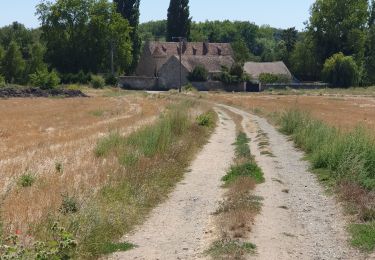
[220,104,367,260]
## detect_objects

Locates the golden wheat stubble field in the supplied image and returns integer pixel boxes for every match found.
[209,93,375,132]
[0,90,169,234]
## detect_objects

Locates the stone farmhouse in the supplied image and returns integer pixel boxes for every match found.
[134,41,234,89]
[118,41,304,91]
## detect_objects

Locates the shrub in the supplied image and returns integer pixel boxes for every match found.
[90,75,105,89]
[230,63,245,79]
[18,172,36,187]
[188,65,208,82]
[60,71,91,84]
[105,74,118,86]
[29,69,60,89]
[258,73,291,84]
[77,70,92,84]
[218,63,250,84]
[322,52,360,88]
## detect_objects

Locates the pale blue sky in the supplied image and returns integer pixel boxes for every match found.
[0,0,315,30]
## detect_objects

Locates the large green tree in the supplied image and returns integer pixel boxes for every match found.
[114,0,141,74]
[280,27,298,67]
[1,41,25,83]
[0,22,39,57]
[365,0,375,84]
[281,27,298,54]
[290,33,320,81]
[36,0,132,74]
[26,42,47,76]
[369,0,375,27]
[167,0,191,41]
[308,0,368,67]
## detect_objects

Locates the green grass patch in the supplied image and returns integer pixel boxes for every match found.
[234,132,251,159]
[206,240,256,259]
[349,222,375,251]
[222,163,264,185]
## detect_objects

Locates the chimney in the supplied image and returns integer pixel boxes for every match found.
[203,42,209,55]
[193,47,197,55]
[182,39,187,54]
[217,47,222,56]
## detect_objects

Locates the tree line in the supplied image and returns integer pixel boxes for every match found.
[0,0,375,88]
[140,0,375,87]
[0,0,141,87]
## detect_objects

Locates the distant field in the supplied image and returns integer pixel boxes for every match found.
[0,89,169,233]
[207,92,375,132]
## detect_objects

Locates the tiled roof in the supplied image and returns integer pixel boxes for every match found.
[147,41,233,57]
[171,55,235,73]
[244,61,292,79]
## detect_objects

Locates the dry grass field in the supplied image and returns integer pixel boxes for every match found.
[0,89,170,234]
[207,92,375,132]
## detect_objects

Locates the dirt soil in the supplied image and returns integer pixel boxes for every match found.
[107,109,236,259]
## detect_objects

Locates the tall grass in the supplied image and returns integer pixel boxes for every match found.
[279,109,375,251]
[279,109,375,191]
[41,100,216,258]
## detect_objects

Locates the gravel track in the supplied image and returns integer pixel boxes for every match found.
[105,103,371,260]
[221,105,368,260]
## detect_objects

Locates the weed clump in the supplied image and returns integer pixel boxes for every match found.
[196,111,215,127]
[55,162,63,173]
[60,194,79,214]
[18,172,36,187]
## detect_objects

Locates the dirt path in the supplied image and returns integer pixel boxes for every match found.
[107,109,236,260]
[220,105,368,260]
